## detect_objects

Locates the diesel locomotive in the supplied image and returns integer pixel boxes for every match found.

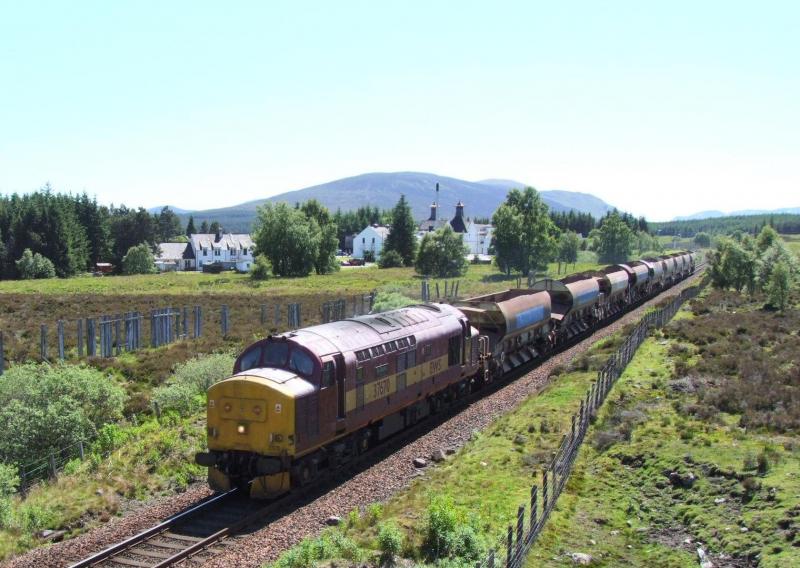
[195,252,696,498]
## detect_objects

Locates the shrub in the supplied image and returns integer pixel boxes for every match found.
[250,254,272,280]
[366,503,383,525]
[371,289,416,313]
[16,248,56,279]
[378,249,404,268]
[377,521,404,559]
[0,463,19,528]
[122,244,156,275]
[0,363,126,465]
[423,496,483,561]
[152,353,235,416]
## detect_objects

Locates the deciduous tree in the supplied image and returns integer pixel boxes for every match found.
[491,187,559,276]
[122,244,156,275]
[415,225,468,277]
[596,212,635,263]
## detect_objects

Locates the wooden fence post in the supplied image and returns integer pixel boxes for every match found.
[40,324,48,361]
[530,486,538,533]
[115,315,121,355]
[516,504,525,558]
[542,469,549,515]
[87,319,96,357]
[57,320,65,361]
[506,525,513,568]
[77,319,84,357]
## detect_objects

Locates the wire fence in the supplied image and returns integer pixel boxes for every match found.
[474,282,704,568]
[0,293,378,376]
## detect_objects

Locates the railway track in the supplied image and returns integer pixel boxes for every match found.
[69,268,705,568]
[68,488,267,568]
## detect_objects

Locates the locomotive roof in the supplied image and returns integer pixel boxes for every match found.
[270,303,465,357]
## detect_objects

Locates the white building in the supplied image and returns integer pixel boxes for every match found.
[191,232,255,272]
[156,230,255,272]
[464,221,494,255]
[353,225,390,260]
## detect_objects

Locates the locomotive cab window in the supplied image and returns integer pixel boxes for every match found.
[375,363,389,379]
[264,343,289,366]
[238,346,262,371]
[289,348,315,377]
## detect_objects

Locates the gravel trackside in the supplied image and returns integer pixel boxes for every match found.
[5,273,702,568]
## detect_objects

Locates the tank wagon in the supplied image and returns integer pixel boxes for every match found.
[197,251,698,498]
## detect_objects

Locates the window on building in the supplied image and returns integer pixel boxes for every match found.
[372,237,375,243]
[214,249,220,256]
[362,237,365,243]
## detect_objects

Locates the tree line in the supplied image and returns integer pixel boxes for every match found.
[708,225,798,310]
[0,187,226,279]
[652,213,800,238]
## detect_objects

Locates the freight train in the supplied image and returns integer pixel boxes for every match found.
[195,252,697,498]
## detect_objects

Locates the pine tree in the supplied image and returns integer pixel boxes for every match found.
[200,220,210,233]
[186,215,197,237]
[383,195,417,266]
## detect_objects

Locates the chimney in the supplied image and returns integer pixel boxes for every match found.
[455,201,465,218]
[215,227,223,243]
[429,202,437,221]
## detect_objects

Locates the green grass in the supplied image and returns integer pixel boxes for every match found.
[783,234,800,255]
[267,330,628,567]
[529,314,800,567]
[0,256,609,298]
[0,412,206,561]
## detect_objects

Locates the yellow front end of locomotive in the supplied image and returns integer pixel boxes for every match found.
[205,373,298,497]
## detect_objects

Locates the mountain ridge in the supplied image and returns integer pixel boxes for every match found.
[167,172,617,233]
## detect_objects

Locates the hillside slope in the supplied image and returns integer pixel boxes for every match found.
[174,172,616,232]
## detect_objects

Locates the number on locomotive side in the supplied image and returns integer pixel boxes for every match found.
[429,359,442,374]
[372,378,390,399]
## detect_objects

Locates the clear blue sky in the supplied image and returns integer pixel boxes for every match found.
[0,1,797,221]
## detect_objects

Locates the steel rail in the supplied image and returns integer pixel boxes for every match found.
[68,488,240,568]
[69,265,705,568]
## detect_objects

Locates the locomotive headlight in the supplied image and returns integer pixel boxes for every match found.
[237,423,247,435]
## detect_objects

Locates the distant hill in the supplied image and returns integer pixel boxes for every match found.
[673,207,800,221]
[173,172,616,233]
[147,205,191,215]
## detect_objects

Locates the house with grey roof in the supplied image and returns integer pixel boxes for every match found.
[190,230,255,272]
[156,229,255,272]
[155,242,195,272]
